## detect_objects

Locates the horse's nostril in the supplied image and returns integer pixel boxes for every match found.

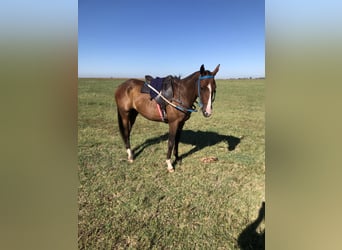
[203,111,211,117]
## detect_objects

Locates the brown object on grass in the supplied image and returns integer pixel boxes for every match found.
[200,156,218,163]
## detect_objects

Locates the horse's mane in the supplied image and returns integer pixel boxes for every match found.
[167,75,181,84]
[167,68,212,82]
[181,68,213,81]
[169,68,212,84]
[170,75,181,80]
[181,71,198,80]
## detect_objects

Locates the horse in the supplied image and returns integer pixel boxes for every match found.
[115,64,220,172]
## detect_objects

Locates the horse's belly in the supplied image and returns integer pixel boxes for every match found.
[133,94,164,122]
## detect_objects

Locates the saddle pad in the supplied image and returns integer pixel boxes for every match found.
[149,77,163,99]
[141,77,164,99]
[141,83,150,94]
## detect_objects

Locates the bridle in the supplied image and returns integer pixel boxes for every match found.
[197,75,216,109]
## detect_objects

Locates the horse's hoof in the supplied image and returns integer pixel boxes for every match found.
[126,149,133,163]
[167,167,174,173]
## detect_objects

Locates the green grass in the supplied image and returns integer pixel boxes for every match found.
[78,78,265,249]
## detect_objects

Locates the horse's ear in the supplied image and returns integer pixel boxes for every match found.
[200,64,205,75]
[212,64,220,76]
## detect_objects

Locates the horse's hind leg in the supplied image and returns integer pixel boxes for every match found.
[127,109,138,161]
[117,108,138,163]
[166,121,180,172]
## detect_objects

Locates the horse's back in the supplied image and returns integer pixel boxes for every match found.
[115,79,143,99]
[116,78,144,93]
[115,79,145,110]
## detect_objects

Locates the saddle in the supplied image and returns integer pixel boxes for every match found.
[141,75,174,122]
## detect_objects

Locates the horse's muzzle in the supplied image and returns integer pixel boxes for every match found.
[203,111,212,117]
[202,105,212,117]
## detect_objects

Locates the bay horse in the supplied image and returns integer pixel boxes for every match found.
[115,64,220,172]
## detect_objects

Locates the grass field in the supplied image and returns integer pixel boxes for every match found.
[78,78,265,249]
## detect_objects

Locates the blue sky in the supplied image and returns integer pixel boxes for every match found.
[79,0,264,78]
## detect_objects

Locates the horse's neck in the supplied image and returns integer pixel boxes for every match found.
[177,72,200,106]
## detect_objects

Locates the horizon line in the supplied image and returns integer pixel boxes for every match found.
[78,76,265,80]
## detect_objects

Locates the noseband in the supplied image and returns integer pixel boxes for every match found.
[197,75,215,109]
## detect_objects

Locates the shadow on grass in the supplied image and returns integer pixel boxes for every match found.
[132,129,242,160]
[132,133,168,159]
[178,130,242,159]
[237,202,265,250]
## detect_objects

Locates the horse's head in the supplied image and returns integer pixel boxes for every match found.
[198,64,220,117]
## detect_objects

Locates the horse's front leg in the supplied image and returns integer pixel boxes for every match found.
[166,121,178,172]
[173,121,185,164]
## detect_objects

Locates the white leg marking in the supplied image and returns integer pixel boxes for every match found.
[166,159,174,172]
[206,84,212,115]
[127,148,133,163]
